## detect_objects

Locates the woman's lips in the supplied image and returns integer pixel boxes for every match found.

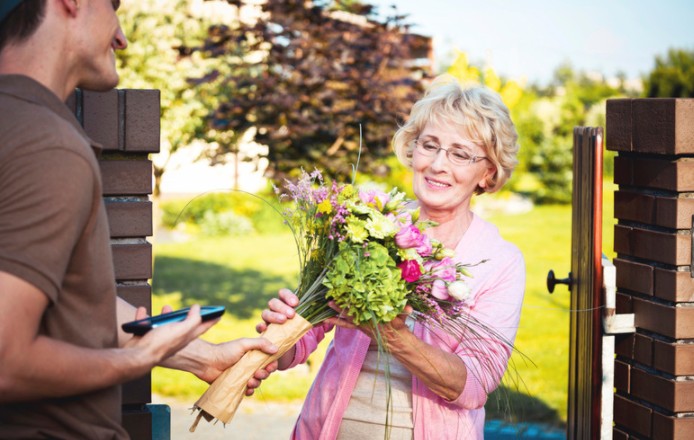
[425,177,451,189]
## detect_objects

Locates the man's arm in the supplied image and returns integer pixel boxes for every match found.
[117,297,279,387]
[0,271,215,403]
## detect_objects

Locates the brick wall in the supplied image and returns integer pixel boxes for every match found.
[607,98,694,439]
[67,88,160,439]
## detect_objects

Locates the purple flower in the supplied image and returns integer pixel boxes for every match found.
[358,189,390,210]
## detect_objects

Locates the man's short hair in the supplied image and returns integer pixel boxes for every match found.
[0,0,47,54]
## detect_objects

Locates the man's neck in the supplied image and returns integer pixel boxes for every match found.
[0,21,76,101]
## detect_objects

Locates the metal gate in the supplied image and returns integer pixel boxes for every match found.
[548,127,604,439]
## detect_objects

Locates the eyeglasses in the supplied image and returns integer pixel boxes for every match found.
[414,139,488,166]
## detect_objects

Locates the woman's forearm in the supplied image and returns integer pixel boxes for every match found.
[386,328,466,401]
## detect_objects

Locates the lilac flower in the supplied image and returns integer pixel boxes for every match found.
[424,257,458,283]
[430,279,451,301]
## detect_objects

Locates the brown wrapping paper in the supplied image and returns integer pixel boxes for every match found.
[190,314,313,431]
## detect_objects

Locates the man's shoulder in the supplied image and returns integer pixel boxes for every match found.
[0,92,90,161]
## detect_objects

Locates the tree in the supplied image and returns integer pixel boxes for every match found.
[116,0,228,196]
[190,0,430,184]
[644,48,694,97]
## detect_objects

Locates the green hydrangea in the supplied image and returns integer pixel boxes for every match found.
[323,241,408,325]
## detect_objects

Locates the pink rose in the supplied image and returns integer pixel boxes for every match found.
[397,260,422,282]
[395,224,426,250]
[416,235,433,257]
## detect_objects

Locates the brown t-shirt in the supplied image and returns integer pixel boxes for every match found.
[0,75,128,439]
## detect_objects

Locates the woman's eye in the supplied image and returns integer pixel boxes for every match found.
[423,143,439,151]
[450,150,471,161]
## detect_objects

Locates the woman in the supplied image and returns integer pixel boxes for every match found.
[259,75,525,439]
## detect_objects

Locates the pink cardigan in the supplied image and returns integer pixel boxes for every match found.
[285,213,525,439]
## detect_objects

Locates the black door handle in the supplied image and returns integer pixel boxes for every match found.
[547,270,573,294]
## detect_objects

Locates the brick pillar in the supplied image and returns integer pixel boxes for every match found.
[607,98,694,439]
[68,88,161,439]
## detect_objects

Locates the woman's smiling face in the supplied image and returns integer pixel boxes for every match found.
[411,119,494,216]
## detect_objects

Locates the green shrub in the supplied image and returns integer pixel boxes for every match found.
[159,190,288,235]
[199,210,255,236]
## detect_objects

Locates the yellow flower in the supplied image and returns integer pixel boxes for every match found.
[340,184,355,199]
[317,198,332,214]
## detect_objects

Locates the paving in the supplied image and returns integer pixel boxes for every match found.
[155,395,566,439]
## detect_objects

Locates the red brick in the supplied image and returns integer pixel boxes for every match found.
[614,359,630,393]
[634,333,653,366]
[614,258,653,295]
[656,195,694,229]
[632,98,694,155]
[100,159,153,196]
[111,242,152,281]
[116,284,152,314]
[614,394,652,437]
[616,292,633,314]
[124,90,160,153]
[654,267,694,302]
[653,340,694,376]
[612,428,629,440]
[614,190,656,224]
[614,156,694,191]
[633,297,694,339]
[615,190,694,229]
[83,89,120,151]
[105,200,153,238]
[613,224,690,266]
[631,367,694,412]
[652,410,694,440]
[613,155,633,186]
[615,333,635,359]
[606,99,632,152]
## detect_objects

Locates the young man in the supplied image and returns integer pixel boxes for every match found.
[0,1,277,438]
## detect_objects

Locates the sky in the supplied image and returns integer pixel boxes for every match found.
[368,0,694,85]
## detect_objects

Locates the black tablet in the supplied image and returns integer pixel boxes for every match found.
[121,305,226,336]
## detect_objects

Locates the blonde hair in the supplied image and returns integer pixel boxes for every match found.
[393,75,519,194]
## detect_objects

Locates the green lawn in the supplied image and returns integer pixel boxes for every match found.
[150,181,616,426]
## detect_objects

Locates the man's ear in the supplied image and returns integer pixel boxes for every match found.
[59,0,80,17]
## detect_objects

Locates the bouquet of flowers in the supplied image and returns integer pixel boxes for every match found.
[190,169,484,430]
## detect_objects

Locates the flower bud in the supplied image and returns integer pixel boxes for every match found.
[448,281,471,301]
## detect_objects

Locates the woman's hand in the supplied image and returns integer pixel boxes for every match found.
[325,301,414,348]
[255,288,300,370]
[256,288,299,333]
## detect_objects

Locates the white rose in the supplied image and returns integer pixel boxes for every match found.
[448,281,471,301]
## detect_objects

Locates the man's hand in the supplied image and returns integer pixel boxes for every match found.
[197,338,280,396]
[122,304,219,370]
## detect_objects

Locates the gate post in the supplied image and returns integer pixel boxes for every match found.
[607,98,694,439]
[68,88,164,439]
[564,127,604,439]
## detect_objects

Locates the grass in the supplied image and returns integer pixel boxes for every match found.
[150,180,616,426]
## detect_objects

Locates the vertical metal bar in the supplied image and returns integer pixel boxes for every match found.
[567,127,603,440]
[591,128,604,437]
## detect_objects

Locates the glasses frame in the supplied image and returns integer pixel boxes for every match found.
[413,138,488,166]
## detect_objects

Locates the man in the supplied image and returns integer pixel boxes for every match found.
[0,1,277,438]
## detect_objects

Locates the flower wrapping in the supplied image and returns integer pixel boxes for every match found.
[190,314,313,430]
